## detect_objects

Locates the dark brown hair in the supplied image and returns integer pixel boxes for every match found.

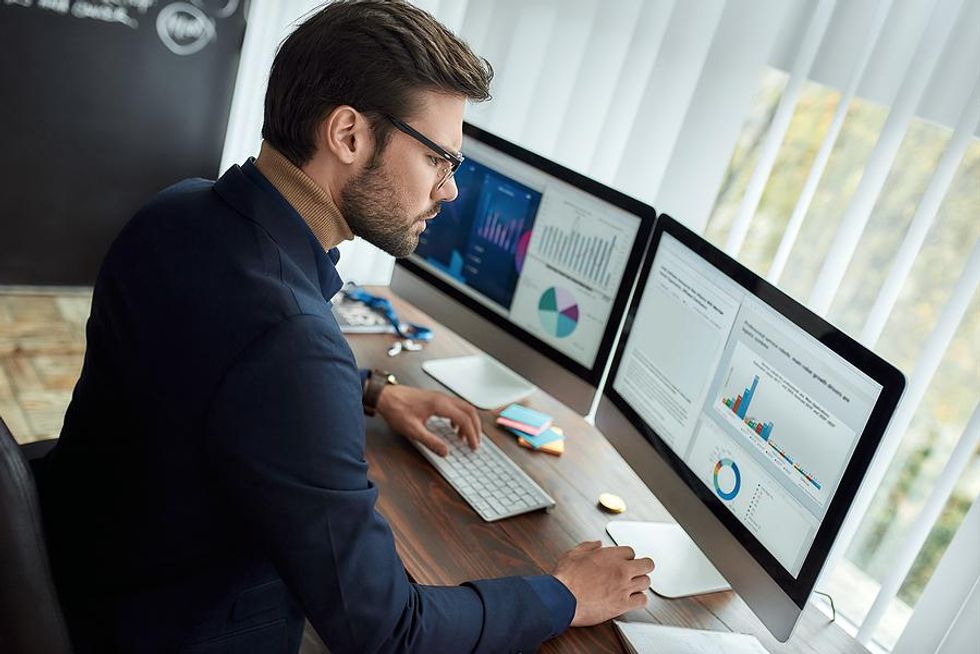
[262,0,493,166]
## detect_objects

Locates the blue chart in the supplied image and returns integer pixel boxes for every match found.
[471,179,538,255]
[721,375,774,441]
[462,171,542,310]
[713,458,741,501]
[477,211,524,251]
[712,340,861,508]
[720,367,824,493]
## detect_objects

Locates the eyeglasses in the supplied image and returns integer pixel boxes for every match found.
[384,115,464,190]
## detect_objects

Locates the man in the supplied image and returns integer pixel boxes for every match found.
[37,1,653,652]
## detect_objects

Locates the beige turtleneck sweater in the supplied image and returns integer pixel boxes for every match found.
[254,141,354,252]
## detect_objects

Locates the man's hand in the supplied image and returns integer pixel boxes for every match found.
[375,385,481,456]
[552,541,654,627]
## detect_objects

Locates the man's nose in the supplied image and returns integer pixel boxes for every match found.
[435,175,458,203]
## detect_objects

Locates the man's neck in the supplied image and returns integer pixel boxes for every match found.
[254,142,354,251]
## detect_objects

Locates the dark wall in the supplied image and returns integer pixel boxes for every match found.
[0,1,247,285]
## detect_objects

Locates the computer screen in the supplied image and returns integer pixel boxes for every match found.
[399,122,654,385]
[600,215,904,634]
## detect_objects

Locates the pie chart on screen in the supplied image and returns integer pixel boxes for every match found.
[538,286,579,338]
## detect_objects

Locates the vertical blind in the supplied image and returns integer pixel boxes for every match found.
[220,1,980,650]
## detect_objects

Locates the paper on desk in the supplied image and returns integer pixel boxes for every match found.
[613,621,768,654]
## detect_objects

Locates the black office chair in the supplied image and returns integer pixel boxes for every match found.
[0,418,72,654]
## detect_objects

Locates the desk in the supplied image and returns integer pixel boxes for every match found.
[348,288,867,654]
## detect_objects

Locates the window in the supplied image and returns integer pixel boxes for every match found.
[704,67,979,650]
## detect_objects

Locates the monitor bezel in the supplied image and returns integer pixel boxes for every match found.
[603,214,906,608]
[397,121,656,387]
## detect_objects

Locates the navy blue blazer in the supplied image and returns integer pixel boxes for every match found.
[37,161,573,653]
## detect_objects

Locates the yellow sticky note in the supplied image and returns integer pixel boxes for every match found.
[518,436,564,456]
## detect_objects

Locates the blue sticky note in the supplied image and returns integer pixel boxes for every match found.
[506,426,564,449]
[499,404,552,430]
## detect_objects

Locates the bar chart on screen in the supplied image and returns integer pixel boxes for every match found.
[535,224,618,288]
[474,209,527,252]
[526,194,636,296]
[712,341,855,507]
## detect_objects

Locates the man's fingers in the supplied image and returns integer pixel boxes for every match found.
[421,433,450,457]
[449,396,481,449]
[575,540,603,552]
[609,545,637,560]
[630,573,652,594]
[463,401,481,444]
[407,421,449,457]
[442,400,480,450]
[630,557,655,575]
[628,591,649,610]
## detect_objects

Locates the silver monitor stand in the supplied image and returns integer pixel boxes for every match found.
[390,266,598,415]
[422,354,535,410]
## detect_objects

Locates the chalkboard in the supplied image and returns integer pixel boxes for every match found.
[0,0,247,285]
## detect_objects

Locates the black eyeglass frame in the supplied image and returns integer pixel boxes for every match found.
[384,114,464,189]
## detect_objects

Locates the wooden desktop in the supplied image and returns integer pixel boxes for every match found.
[348,287,867,654]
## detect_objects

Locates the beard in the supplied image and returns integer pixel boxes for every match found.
[340,161,440,258]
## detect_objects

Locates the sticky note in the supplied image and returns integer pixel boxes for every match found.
[505,425,563,449]
[497,404,553,435]
[519,436,564,456]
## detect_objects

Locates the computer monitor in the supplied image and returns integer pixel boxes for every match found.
[392,122,654,413]
[595,214,905,641]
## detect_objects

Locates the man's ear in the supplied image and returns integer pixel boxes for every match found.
[319,105,372,165]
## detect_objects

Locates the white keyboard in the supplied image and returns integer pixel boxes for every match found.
[415,416,556,522]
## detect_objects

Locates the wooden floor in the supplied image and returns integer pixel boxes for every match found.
[0,289,91,445]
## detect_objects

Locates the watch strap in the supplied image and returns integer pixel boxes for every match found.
[363,368,395,416]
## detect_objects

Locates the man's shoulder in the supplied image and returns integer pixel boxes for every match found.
[154,177,217,208]
[129,177,231,234]
[96,176,302,328]
[104,175,269,271]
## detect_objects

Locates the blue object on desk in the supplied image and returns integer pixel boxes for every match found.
[504,426,564,449]
[498,404,552,432]
[342,285,433,342]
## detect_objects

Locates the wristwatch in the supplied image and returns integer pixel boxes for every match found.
[363,368,398,416]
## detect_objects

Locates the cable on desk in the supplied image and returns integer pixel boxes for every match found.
[813,590,836,622]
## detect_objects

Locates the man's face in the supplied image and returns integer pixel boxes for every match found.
[340,92,465,258]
